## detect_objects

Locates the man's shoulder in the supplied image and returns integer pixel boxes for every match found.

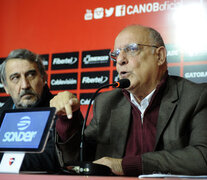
[168,75,207,89]
[0,97,13,114]
[167,75,207,100]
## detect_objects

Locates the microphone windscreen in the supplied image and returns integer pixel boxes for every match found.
[116,79,130,88]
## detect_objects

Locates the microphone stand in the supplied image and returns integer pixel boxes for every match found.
[62,79,130,175]
[80,83,117,162]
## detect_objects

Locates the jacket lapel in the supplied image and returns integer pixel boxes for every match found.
[110,98,131,157]
[155,77,179,148]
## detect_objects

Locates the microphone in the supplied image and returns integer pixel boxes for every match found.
[80,79,130,161]
[66,79,129,175]
[61,79,130,175]
[112,78,131,88]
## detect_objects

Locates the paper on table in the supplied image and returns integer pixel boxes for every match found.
[139,174,207,179]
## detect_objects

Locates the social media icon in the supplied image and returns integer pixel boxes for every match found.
[94,7,104,19]
[105,7,114,17]
[115,5,126,17]
[84,9,93,20]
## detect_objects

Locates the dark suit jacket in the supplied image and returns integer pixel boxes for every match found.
[59,76,207,175]
[0,85,60,173]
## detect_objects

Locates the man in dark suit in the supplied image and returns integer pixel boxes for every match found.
[51,25,207,176]
[0,49,60,172]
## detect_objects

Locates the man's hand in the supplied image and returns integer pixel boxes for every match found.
[93,157,124,175]
[50,91,80,119]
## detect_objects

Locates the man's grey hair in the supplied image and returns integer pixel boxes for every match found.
[0,49,47,85]
[147,27,165,48]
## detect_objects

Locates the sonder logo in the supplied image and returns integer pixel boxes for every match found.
[2,116,37,142]
[17,116,31,130]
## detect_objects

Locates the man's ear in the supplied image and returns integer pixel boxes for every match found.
[155,46,167,66]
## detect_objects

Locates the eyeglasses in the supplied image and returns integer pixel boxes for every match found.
[109,43,159,62]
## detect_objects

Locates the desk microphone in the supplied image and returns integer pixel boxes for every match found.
[80,78,130,162]
[66,79,129,175]
[62,79,130,175]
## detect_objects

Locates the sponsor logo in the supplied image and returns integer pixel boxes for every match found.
[80,98,91,105]
[53,57,78,65]
[114,74,119,82]
[83,55,109,65]
[51,79,77,85]
[42,59,48,66]
[81,71,109,89]
[17,116,31,130]
[52,52,79,70]
[184,64,207,83]
[166,44,181,62]
[113,70,119,82]
[9,158,15,166]
[2,131,37,142]
[80,93,95,105]
[82,76,108,84]
[2,117,37,143]
[50,73,78,90]
[84,1,182,20]
[40,54,49,70]
[82,49,110,68]
[185,71,207,78]
[167,50,179,57]
[183,51,207,62]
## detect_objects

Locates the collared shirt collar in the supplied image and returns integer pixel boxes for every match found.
[130,89,155,123]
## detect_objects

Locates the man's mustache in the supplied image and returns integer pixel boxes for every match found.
[20,90,35,98]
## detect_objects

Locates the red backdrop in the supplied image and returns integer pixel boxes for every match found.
[0,0,207,123]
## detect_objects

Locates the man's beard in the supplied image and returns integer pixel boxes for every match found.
[15,90,41,108]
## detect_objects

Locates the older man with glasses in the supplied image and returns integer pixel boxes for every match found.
[51,25,207,176]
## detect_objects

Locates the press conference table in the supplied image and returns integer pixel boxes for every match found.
[1,174,138,180]
[0,173,206,180]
